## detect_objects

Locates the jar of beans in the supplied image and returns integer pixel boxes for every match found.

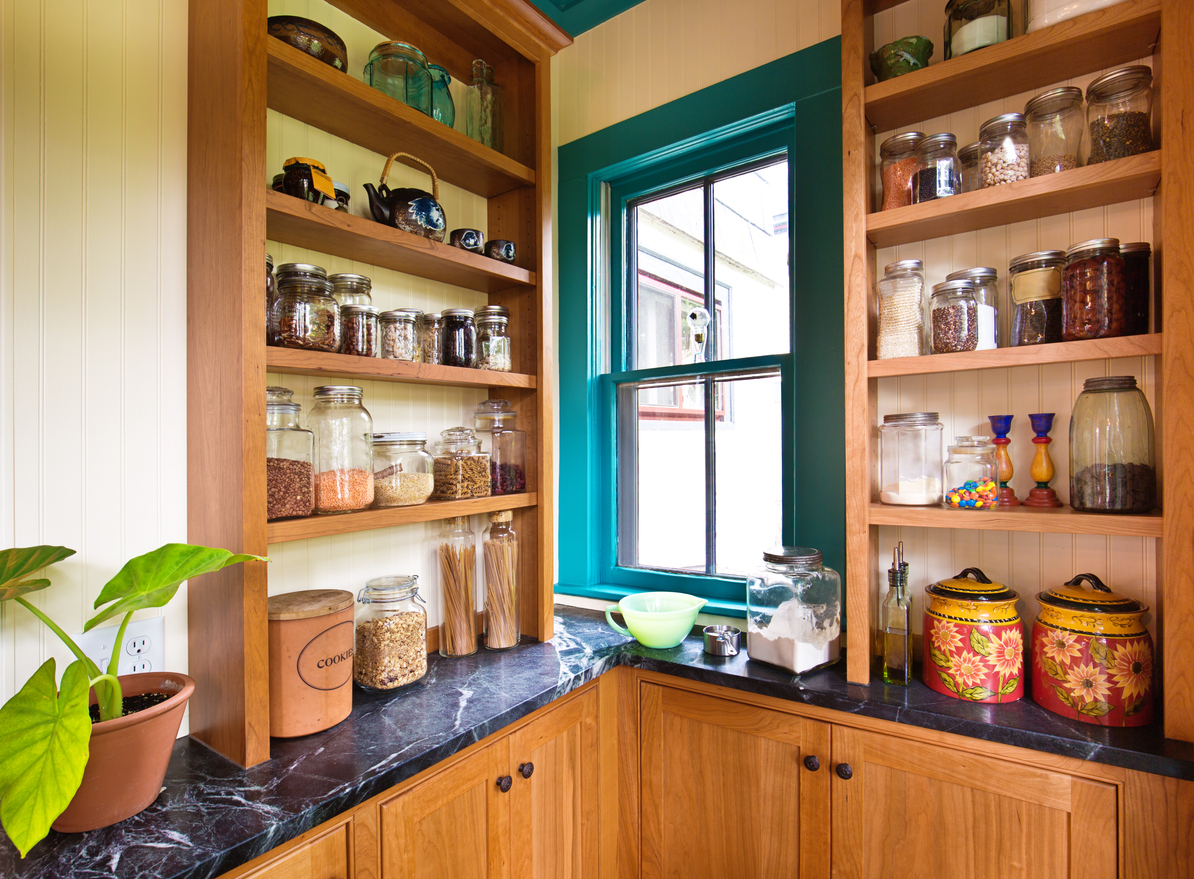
[475,304,512,371]
[979,113,1029,188]
[265,253,276,344]
[930,280,980,354]
[1070,376,1156,513]
[372,432,435,507]
[441,308,477,368]
[270,268,340,352]
[380,308,422,361]
[1119,242,1151,335]
[421,312,443,364]
[944,267,999,348]
[328,272,373,308]
[912,133,961,203]
[431,426,491,499]
[309,385,374,513]
[266,393,314,521]
[1025,86,1083,177]
[1063,238,1127,341]
[879,131,924,211]
[958,142,980,193]
[340,305,379,357]
[1087,66,1153,164]
[1009,250,1066,346]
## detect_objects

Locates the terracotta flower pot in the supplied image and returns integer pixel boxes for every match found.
[51,671,194,833]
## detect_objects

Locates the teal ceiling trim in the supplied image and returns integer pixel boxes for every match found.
[530,0,648,37]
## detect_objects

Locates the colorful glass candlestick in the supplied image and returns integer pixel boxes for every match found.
[987,415,1020,506]
[1023,412,1063,507]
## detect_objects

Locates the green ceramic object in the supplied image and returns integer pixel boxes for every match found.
[605,592,708,648]
[870,36,934,82]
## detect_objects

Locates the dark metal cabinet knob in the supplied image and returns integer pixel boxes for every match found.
[835,763,853,780]
[519,762,534,779]
[497,775,513,793]
[803,755,821,772]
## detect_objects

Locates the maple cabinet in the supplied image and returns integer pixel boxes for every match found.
[222,821,351,879]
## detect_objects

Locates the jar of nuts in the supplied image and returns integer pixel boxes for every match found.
[380,308,423,361]
[979,112,1029,188]
[431,426,491,499]
[354,575,427,692]
[1063,238,1126,341]
[270,266,340,352]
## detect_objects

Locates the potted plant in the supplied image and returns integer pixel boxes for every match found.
[0,543,265,857]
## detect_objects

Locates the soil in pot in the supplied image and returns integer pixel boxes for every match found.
[87,692,168,722]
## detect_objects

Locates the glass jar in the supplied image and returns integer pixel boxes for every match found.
[483,511,519,650]
[958,141,980,193]
[745,547,841,674]
[364,41,431,115]
[421,312,444,365]
[879,131,924,211]
[930,280,980,353]
[912,133,961,203]
[944,267,999,348]
[437,516,478,657]
[979,112,1029,187]
[945,0,1010,59]
[475,304,512,371]
[1119,242,1151,335]
[1087,65,1154,164]
[266,385,295,404]
[340,305,378,357]
[1028,0,1128,31]
[431,426,491,499]
[879,412,944,506]
[266,399,314,520]
[265,253,276,344]
[1009,250,1066,346]
[281,156,335,203]
[1025,86,1084,176]
[270,272,340,352]
[1063,238,1127,340]
[309,385,374,514]
[380,308,422,361]
[354,575,427,691]
[944,436,999,509]
[876,259,926,359]
[429,64,456,128]
[466,59,503,153]
[1070,376,1156,513]
[372,432,435,507]
[474,400,527,495]
[329,273,373,308]
[441,308,477,368]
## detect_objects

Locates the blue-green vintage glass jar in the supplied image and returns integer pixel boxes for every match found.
[364,41,431,115]
[428,64,455,128]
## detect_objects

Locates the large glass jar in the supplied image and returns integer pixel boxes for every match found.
[930,280,980,353]
[979,112,1029,188]
[1063,238,1127,340]
[266,398,314,520]
[958,141,980,193]
[879,131,924,211]
[1009,250,1066,346]
[364,41,431,115]
[1119,242,1151,335]
[431,426,491,499]
[1028,0,1129,31]
[944,266,998,348]
[944,436,999,510]
[380,308,422,361]
[354,575,427,691]
[876,259,926,359]
[1025,86,1083,176]
[879,412,944,505]
[421,312,443,365]
[945,0,1010,59]
[265,253,276,344]
[466,59,503,153]
[912,133,961,203]
[329,273,372,308]
[1070,375,1156,513]
[309,385,374,513]
[1087,65,1153,164]
[745,547,841,674]
[340,305,378,357]
[475,304,512,371]
[437,516,478,657]
[474,400,527,495]
[271,266,340,352]
[372,432,435,507]
[429,64,455,128]
[483,511,519,651]
[441,308,477,368]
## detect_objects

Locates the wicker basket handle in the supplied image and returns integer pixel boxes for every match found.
[379,152,439,200]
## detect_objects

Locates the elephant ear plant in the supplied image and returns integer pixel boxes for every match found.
[0,543,264,857]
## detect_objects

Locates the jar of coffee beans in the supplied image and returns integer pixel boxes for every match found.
[1025,87,1083,177]
[1087,66,1154,164]
[979,113,1029,188]
[1119,242,1151,335]
[441,308,477,368]
[1070,376,1156,513]
[930,280,980,354]
[270,266,340,352]
[1063,238,1126,341]
[1009,250,1066,346]
[912,133,961,203]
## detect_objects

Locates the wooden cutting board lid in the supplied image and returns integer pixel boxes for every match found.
[268,589,354,621]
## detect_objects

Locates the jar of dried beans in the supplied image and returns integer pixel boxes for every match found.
[266,395,314,520]
[1087,66,1154,164]
[876,259,926,359]
[930,280,980,354]
[483,511,519,650]
[879,131,924,211]
[1009,250,1066,346]
[431,426,491,500]
[474,400,527,495]
[372,432,435,507]
[329,272,373,308]
[1063,238,1127,341]
[944,266,999,348]
[421,312,443,364]
[979,112,1029,188]
[1069,376,1156,513]
[1025,86,1083,177]
[309,385,375,513]
[380,308,422,361]
[437,516,478,657]
[912,133,961,203]
[475,304,512,371]
[271,265,340,352]
[441,308,477,368]
[354,575,427,691]
[340,305,378,357]
[1119,242,1151,335]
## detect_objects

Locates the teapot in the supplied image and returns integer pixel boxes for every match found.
[363,152,446,241]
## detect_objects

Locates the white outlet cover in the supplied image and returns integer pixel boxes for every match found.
[74,616,165,676]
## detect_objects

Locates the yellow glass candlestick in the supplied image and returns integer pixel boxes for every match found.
[988,415,1020,505]
[1023,412,1063,507]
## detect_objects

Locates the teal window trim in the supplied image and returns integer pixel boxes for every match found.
[557,39,846,622]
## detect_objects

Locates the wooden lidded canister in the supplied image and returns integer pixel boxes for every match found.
[268,589,354,738]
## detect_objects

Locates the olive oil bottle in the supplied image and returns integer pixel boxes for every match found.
[882,542,911,685]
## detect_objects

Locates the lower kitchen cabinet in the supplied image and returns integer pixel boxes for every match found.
[227,821,351,879]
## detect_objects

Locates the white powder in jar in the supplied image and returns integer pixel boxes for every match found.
[879,475,942,506]
[747,598,841,674]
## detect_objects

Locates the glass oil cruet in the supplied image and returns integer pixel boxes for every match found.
[881,542,911,685]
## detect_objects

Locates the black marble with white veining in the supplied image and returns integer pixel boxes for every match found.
[2,606,1190,879]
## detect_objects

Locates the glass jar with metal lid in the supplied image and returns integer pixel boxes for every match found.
[437,516,478,657]
[1063,238,1126,340]
[483,511,520,650]
[340,305,378,357]
[880,131,924,211]
[363,41,431,114]
[979,112,1029,187]
[879,412,944,506]
[309,385,374,514]
[958,141,980,193]
[944,436,999,509]
[474,400,526,495]
[475,304,512,371]
[328,273,373,308]
[354,575,428,691]
[1009,250,1066,346]
[372,432,435,507]
[1025,86,1083,176]
[1119,242,1151,335]
[746,546,841,674]
[431,426,490,499]
[912,133,961,203]
[266,396,314,521]
[877,259,926,359]
[380,308,422,361]
[269,272,340,352]
[441,308,477,368]
[265,253,276,344]
[930,280,980,353]
[421,312,443,364]
[944,267,999,348]
[1070,375,1155,513]
[945,0,1010,59]
[1087,65,1154,163]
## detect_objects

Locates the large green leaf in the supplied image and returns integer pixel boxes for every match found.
[85,544,265,630]
[0,546,75,601]
[0,659,91,858]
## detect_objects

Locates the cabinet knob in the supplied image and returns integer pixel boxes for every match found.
[497,775,513,793]
[519,762,534,779]
[835,763,853,780]
[803,755,820,772]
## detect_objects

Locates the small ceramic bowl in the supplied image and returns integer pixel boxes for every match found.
[449,228,484,253]
[267,16,348,72]
[484,239,516,262]
[605,592,707,649]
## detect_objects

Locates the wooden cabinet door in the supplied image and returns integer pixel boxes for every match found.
[240,823,349,879]
[830,725,1118,879]
[380,741,511,879]
[508,687,600,879]
[639,682,832,879]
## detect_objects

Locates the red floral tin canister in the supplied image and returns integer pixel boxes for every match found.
[1032,573,1153,726]
[923,567,1024,703]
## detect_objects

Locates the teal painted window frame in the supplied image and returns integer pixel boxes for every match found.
[556,39,846,619]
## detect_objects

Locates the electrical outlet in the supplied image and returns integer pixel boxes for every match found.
[74,616,165,676]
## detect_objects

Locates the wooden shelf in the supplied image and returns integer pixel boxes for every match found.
[869,334,1162,377]
[868,503,1162,537]
[866,152,1160,247]
[266,40,535,199]
[268,492,538,543]
[863,0,1161,132]
[266,346,537,388]
[266,190,536,294]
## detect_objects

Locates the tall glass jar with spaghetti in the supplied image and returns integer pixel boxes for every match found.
[437,516,478,657]
[482,511,519,650]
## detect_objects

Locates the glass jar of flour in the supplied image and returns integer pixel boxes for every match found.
[746,547,841,674]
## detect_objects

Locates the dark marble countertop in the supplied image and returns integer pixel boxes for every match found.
[3,606,1190,879]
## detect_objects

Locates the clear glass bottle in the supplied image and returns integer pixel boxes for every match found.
[266,398,314,520]
[270,266,340,352]
[876,259,925,359]
[329,273,373,308]
[979,112,1029,187]
[340,305,378,357]
[912,133,961,203]
[1087,65,1153,164]
[474,400,527,495]
[878,412,944,505]
[944,267,999,348]
[380,308,422,361]
[428,64,455,128]
[944,436,999,509]
[437,516,478,657]
[483,511,519,650]
[354,575,427,691]
[881,542,911,686]
[309,385,374,513]
[1063,238,1127,340]
[1069,375,1156,513]
[1009,250,1066,346]
[364,41,432,115]
[945,0,1010,59]
[372,432,435,507]
[879,131,924,211]
[1119,242,1151,335]
[431,426,491,499]
[465,59,503,153]
[745,547,841,674]
[1025,86,1084,176]
[930,280,980,353]
[421,312,443,365]
[265,253,276,344]
[475,305,512,372]
[441,308,477,368]
[958,141,980,193]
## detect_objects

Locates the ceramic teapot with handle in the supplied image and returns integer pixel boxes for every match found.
[363,152,447,241]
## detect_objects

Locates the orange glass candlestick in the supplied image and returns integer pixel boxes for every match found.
[988,415,1020,506]
[1022,412,1063,507]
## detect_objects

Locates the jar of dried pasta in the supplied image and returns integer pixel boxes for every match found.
[431,426,491,499]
